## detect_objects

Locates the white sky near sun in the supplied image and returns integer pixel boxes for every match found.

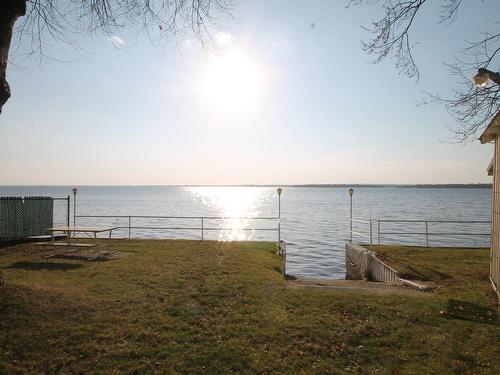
[0,0,498,185]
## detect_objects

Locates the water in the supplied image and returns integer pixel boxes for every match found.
[0,186,491,279]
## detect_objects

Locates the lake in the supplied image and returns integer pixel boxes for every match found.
[0,186,492,279]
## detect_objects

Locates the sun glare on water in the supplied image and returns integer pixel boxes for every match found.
[190,187,267,241]
[199,50,264,114]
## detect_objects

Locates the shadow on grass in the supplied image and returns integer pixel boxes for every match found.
[379,255,430,281]
[3,262,83,271]
[0,235,68,250]
[0,240,24,250]
[397,267,432,281]
[379,253,452,281]
[399,266,453,282]
[272,265,283,274]
[447,299,498,325]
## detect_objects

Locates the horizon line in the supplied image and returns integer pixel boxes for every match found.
[0,183,492,188]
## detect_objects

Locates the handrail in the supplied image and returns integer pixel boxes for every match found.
[76,215,278,220]
[378,232,489,236]
[350,230,371,238]
[378,219,490,224]
[350,219,371,224]
[74,214,280,240]
[350,218,490,248]
[377,219,490,247]
[349,218,373,248]
[117,226,278,231]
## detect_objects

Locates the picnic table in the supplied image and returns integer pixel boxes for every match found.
[42,226,118,260]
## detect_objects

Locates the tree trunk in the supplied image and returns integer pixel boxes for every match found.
[0,0,26,115]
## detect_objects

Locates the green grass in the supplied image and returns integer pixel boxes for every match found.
[373,246,495,301]
[0,240,499,374]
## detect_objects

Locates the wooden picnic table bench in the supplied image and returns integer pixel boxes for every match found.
[38,226,118,260]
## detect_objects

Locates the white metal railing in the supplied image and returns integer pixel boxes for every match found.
[349,218,373,248]
[377,219,490,247]
[370,256,399,282]
[75,214,280,241]
[349,218,490,248]
[346,242,398,282]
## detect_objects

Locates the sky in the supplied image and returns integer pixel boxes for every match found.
[0,0,499,185]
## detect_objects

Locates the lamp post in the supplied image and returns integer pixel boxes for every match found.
[277,188,282,243]
[474,68,500,87]
[348,188,354,242]
[72,188,77,227]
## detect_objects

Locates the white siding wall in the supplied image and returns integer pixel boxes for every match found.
[491,138,500,296]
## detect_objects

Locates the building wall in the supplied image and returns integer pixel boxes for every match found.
[492,138,500,298]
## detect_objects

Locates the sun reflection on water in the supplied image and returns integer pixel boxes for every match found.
[189,187,268,241]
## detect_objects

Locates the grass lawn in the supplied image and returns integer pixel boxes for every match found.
[0,240,499,374]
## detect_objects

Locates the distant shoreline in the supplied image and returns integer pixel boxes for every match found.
[287,184,493,189]
[0,184,493,189]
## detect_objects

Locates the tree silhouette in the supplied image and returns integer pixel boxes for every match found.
[351,0,499,141]
[0,0,233,114]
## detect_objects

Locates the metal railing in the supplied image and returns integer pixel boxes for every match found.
[377,219,490,247]
[349,218,373,248]
[370,256,399,282]
[75,214,280,241]
[350,218,490,247]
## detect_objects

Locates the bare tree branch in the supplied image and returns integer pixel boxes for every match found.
[14,0,233,60]
[0,0,234,114]
[351,0,500,142]
[350,0,428,79]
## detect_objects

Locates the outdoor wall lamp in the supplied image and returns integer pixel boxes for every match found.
[474,68,500,88]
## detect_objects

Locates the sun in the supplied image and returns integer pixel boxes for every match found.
[199,50,263,114]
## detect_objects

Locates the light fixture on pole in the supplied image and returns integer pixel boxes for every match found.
[474,68,500,88]
[277,188,282,243]
[72,188,77,227]
[348,188,354,242]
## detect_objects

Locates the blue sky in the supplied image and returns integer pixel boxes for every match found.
[0,0,498,185]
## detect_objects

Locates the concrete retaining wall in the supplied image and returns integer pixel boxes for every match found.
[345,242,399,282]
[345,242,373,280]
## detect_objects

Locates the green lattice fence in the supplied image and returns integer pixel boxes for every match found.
[0,197,54,239]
